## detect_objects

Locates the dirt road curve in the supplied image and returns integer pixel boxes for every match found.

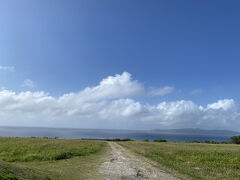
[99,142,180,180]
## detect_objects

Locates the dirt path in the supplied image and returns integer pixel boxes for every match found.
[99,142,180,180]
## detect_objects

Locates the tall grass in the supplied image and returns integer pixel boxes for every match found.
[0,137,107,180]
[0,137,104,162]
[119,141,240,179]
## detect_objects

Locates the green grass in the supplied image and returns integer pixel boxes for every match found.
[0,137,108,180]
[118,141,240,180]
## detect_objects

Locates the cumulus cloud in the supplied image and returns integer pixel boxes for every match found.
[0,72,239,130]
[0,66,15,72]
[148,86,174,96]
[22,79,36,89]
[206,99,235,111]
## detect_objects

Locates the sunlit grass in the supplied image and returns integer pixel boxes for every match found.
[0,137,102,162]
[119,141,240,179]
[0,137,108,180]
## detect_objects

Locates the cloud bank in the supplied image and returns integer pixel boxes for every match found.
[0,72,239,130]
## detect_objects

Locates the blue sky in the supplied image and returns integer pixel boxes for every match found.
[0,1,240,129]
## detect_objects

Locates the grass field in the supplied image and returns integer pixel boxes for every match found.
[118,141,240,180]
[0,137,108,180]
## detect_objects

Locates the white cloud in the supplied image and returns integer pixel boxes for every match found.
[0,66,15,72]
[0,72,239,130]
[22,79,36,89]
[206,99,235,111]
[148,86,174,96]
[191,89,202,95]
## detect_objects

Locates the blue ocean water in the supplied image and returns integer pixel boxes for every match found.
[0,127,236,142]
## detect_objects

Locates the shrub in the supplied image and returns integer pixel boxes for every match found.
[188,141,200,143]
[121,138,133,141]
[204,140,219,144]
[143,139,149,142]
[230,136,240,144]
[0,174,18,180]
[153,139,167,142]
[53,152,73,160]
[220,141,230,144]
[104,138,133,141]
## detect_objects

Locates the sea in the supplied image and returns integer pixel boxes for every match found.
[0,126,237,142]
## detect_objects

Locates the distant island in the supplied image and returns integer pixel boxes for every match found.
[152,128,240,136]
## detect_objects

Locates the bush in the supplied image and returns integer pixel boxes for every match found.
[220,141,230,144]
[153,139,167,142]
[0,174,18,180]
[143,139,149,142]
[230,136,240,144]
[188,141,200,143]
[121,138,133,141]
[204,140,218,144]
[53,152,73,160]
[104,138,133,141]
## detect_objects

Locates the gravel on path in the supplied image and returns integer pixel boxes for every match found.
[99,142,180,180]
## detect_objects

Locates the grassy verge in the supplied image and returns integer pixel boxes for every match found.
[118,141,240,180]
[0,137,108,180]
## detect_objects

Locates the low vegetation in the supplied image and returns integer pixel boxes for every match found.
[153,139,167,142]
[1,136,240,179]
[104,138,133,141]
[230,136,240,144]
[0,137,108,180]
[119,141,240,180]
[0,138,103,162]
